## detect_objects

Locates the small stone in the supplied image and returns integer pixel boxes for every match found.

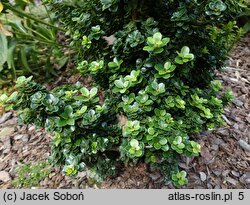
[233,123,239,130]
[0,112,12,124]
[44,153,50,158]
[239,173,250,184]
[0,127,15,139]
[238,140,250,153]
[22,134,30,142]
[213,138,224,146]
[233,99,244,107]
[214,185,221,189]
[221,115,231,125]
[49,173,56,179]
[14,134,23,141]
[216,128,230,136]
[77,171,87,179]
[199,172,207,182]
[226,177,238,186]
[4,118,17,126]
[222,170,230,177]
[240,87,248,94]
[213,170,222,176]
[0,171,11,182]
[211,144,219,151]
[149,172,161,181]
[207,183,213,189]
[3,138,11,154]
[119,181,126,189]
[231,170,240,178]
[28,126,35,132]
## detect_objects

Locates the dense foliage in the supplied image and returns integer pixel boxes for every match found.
[1,0,245,186]
[45,0,244,86]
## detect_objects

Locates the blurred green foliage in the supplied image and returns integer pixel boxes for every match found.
[0,0,68,85]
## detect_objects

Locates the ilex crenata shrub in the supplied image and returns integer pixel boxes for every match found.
[0,0,244,186]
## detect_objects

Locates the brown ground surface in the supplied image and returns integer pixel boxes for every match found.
[0,34,249,189]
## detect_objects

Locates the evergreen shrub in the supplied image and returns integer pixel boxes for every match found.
[1,0,245,186]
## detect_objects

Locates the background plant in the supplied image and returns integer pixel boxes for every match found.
[1,0,244,187]
[0,0,68,85]
[238,0,250,33]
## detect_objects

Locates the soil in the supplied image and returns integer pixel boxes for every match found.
[0,34,249,189]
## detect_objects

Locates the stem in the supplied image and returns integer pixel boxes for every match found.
[44,5,54,26]
[2,3,65,32]
[43,4,56,35]
[13,31,68,48]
